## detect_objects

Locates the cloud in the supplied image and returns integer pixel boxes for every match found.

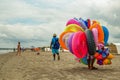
[0,24,52,47]
[0,0,120,47]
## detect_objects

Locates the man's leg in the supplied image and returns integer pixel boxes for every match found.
[57,53,60,60]
[91,58,95,67]
[53,54,55,60]
[87,56,91,69]
[52,49,56,61]
[90,57,97,70]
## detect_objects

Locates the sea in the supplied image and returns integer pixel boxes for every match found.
[0,50,14,54]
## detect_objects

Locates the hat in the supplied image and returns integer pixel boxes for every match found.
[53,33,57,37]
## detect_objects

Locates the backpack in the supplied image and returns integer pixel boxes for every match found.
[53,38,60,49]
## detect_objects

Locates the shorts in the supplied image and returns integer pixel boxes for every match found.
[52,48,59,54]
[87,53,94,59]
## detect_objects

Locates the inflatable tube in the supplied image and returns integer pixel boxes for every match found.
[92,28,98,47]
[89,23,104,44]
[80,55,88,65]
[85,29,96,55]
[87,19,91,28]
[68,33,74,54]
[66,18,80,26]
[102,26,109,45]
[92,20,100,25]
[63,33,73,49]
[78,18,88,30]
[72,31,88,58]
[65,24,84,32]
[59,31,74,50]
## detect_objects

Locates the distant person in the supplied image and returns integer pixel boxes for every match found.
[16,42,21,56]
[13,48,15,52]
[50,33,60,61]
[35,47,40,55]
[21,47,25,52]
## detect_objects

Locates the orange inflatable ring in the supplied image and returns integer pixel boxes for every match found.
[59,31,74,50]
[89,23,104,43]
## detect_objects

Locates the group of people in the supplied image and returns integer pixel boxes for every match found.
[16,33,106,70]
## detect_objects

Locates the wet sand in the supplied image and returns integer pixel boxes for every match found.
[0,51,120,80]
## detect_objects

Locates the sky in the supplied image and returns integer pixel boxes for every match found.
[0,0,120,48]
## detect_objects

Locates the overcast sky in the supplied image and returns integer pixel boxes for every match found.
[0,0,120,48]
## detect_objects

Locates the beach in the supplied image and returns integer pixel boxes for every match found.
[0,51,120,80]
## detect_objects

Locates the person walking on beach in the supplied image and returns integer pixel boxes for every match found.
[16,42,21,56]
[50,33,60,61]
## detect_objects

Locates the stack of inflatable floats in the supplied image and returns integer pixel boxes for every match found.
[59,18,114,65]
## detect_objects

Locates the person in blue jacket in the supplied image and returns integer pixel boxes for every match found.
[50,33,60,61]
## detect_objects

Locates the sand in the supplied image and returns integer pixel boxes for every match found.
[0,50,120,80]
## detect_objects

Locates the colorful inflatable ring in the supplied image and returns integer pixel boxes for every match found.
[78,18,88,30]
[65,24,84,32]
[87,19,91,28]
[66,18,80,26]
[89,23,104,44]
[80,55,88,65]
[85,29,96,55]
[59,31,74,50]
[92,28,98,47]
[102,26,109,46]
[63,33,73,49]
[72,31,88,58]
[67,33,74,54]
